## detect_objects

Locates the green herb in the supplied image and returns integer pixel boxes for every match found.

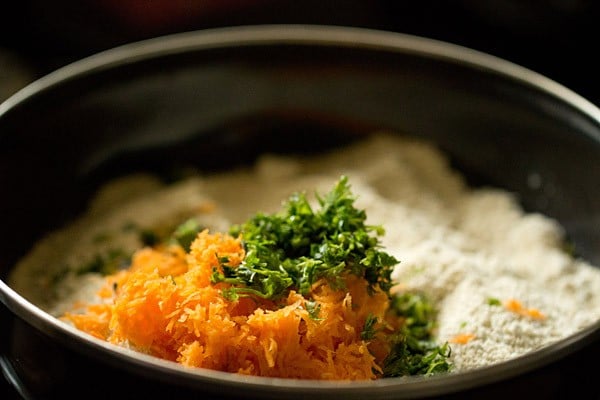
[360,313,379,340]
[170,218,204,251]
[383,292,452,377]
[136,218,205,251]
[487,297,501,306]
[212,176,399,300]
[383,335,451,376]
[305,300,322,321]
[76,248,131,276]
[562,240,576,257]
[139,229,160,247]
[390,292,436,340]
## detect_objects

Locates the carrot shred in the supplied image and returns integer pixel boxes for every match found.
[504,298,546,320]
[449,333,475,344]
[62,229,395,380]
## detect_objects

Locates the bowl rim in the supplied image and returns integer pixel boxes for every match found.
[2,24,600,128]
[1,24,600,398]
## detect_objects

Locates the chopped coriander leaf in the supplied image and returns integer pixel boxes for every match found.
[487,297,501,306]
[360,313,379,340]
[305,300,322,320]
[136,218,206,251]
[170,218,204,251]
[383,336,451,377]
[562,240,576,257]
[383,292,452,377]
[76,248,131,276]
[219,176,399,300]
[390,292,437,340]
[139,229,160,247]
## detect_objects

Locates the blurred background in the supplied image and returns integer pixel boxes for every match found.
[1,0,599,107]
[0,1,599,397]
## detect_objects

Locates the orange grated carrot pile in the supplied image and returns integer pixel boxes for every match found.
[63,230,397,380]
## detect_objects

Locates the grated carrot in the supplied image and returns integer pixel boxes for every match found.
[449,333,475,344]
[62,229,396,380]
[504,298,546,320]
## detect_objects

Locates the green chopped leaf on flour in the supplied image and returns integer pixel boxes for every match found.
[212,176,399,300]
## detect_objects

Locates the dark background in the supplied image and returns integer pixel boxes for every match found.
[1,1,599,107]
[1,1,599,398]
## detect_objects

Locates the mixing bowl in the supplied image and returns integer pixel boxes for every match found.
[1,25,599,399]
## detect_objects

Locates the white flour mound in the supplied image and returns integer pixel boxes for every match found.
[9,132,600,372]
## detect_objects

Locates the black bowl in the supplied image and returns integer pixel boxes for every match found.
[1,25,599,400]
